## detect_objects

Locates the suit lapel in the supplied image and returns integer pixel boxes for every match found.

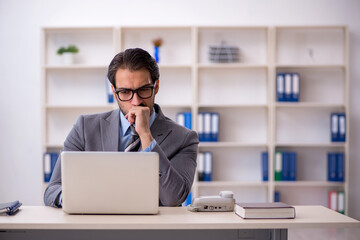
[151,104,172,145]
[100,109,120,151]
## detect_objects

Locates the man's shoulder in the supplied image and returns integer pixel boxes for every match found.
[77,109,119,124]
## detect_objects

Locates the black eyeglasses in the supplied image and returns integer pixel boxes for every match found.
[114,83,156,101]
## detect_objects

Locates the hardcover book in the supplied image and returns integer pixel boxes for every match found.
[235,202,295,219]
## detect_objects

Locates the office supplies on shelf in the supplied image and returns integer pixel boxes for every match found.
[284,73,292,101]
[198,112,220,142]
[274,151,282,181]
[197,113,204,141]
[274,151,297,181]
[327,152,337,181]
[337,153,345,182]
[0,200,22,216]
[208,41,240,63]
[276,73,285,101]
[187,191,235,212]
[291,73,300,102]
[235,202,295,219]
[327,152,345,182]
[261,152,268,181]
[276,72,301,102]
[211,112,219,141]
[197,152,205,181]
[176,112,192,130]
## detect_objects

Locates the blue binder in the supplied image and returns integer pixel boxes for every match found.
[44,152,58,182]
[327,152,337,181]
[211,112,219,142]
[203,152,212,181]
[282,152,290,181]
[274,191,280,202]
[184,112,192,130]
[261,152,268,181]
[289,152,297,181]
[337,153,345,182]
[338,113,346,142]
[291,73,300,102]
[284,73,292,101]
[197,152,205,181]
[330,113,339,142]
[197,113,204,141]
[176,112,185,127]
[203,112,212,142]
[276,73,285,102]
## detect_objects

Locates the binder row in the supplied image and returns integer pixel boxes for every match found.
[198,112,219,142]
[328,190,345,214]
[274,151,297,181]
[327,152,345,182]
[330,113,346,142]
[197,152,213,181]
[176,112,192,130]
[43,152,59,182]
[276,72,300,102]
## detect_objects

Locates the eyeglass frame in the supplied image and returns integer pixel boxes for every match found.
[113,82,157,102]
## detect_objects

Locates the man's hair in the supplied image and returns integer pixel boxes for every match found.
[107,48,160,88]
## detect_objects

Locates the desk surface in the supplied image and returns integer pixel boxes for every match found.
[0,206,358,230]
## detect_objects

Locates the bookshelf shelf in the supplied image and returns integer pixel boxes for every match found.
[41,25,349,214]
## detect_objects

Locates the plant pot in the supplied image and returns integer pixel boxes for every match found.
[62,52,75,65]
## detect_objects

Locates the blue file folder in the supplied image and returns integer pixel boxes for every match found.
[328,152,337,181]
[289,152,297,181]
[291,73,300,102]
[276,73,285,102]
[203,152,212,181]
[261,152,268,181]
[337,153,345,182]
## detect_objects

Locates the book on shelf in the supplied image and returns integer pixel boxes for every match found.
[327,152,345,182]
[197,151,213,181]
[176,112,192,130]
[330,113,346,142]
[43,152,59,182]
[276,72,300,102]
[328,190,345,214]
[235,202,296,219]
[198,112,219,142]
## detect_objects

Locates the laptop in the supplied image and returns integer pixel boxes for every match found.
[61,151,159,214]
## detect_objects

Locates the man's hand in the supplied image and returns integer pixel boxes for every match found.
[125,106,154,149]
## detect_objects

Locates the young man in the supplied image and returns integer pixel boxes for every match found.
[44,48,199,207]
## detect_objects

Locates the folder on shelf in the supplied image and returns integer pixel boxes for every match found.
[197,113,204,141]
[274,151,282,181]
[211,112,219,142]
[203,113,212,142]
[106,78,114,104]
[261,152,268,181]
[327,152,337,182]
[337,191,345,214]
[176,113,185,127]
[176,112,192,130]
[274,191,280,202]
[184,112,192,130]
[203,152,213,181]
[328,191,338,211]
[330,113,339,142]
[338,113,346,142]
[276,73,285,102]
[284,73,292,101]
[337,153,345,182]
[44,152,58,182]
[282,152,290,181]
[291,73,300,102]
[289,152,297,181]
[197,152,205,181]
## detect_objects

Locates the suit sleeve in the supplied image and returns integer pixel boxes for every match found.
[43,115,85,207]
[154,130,198,206]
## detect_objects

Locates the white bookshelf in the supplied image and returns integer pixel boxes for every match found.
[41,26,349,214]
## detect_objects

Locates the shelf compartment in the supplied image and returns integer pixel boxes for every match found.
[121,27,192,65]
[199,107,268,143]
[198,27,268,65]
[199,68,268,105]
[45,27,115,66]
[275,26,345,65]
[275,67,344,104]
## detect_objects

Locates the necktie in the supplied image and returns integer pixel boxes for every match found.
[124,126,141,152]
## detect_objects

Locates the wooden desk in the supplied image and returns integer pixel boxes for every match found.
[0,206,358,240]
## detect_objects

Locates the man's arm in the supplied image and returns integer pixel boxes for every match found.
[43,115,85,207]
[154,130,198,206]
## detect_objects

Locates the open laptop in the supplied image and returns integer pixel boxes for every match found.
[61,151,159,214]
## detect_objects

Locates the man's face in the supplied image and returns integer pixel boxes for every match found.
[112,68,159,115]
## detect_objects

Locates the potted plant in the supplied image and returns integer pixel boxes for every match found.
[57,45,79,64]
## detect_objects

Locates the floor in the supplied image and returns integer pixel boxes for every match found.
[288,228,360,240]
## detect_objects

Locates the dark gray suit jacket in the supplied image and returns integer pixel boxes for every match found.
[44,104,199,207]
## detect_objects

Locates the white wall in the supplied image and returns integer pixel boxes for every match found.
[1,0,359,219]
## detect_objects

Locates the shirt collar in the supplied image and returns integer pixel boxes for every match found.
[119,108,157,137]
